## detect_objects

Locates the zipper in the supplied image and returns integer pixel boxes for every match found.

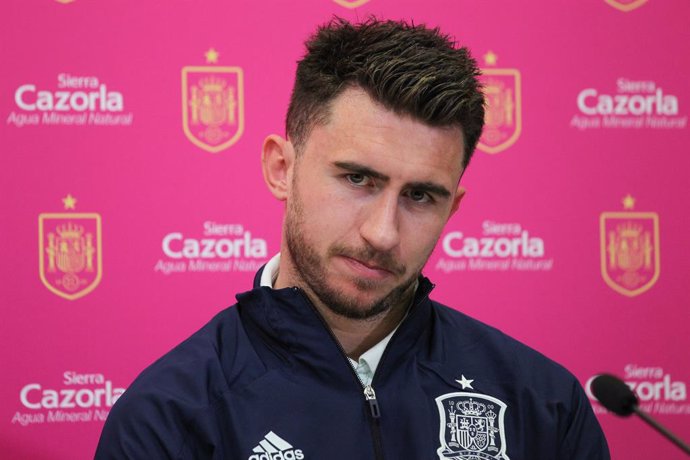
[364,385,381,418]
[363,282,433,459]
[369,281,434,389]
[294,288,384,459]
[364,384,384,459]
[293,282,433,460]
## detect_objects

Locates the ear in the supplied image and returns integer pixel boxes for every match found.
[261,134,295,201]
[449,185,466,217]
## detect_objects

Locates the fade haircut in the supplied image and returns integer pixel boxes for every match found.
[286,17,485,169]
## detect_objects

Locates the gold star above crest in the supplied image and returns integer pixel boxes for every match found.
[622,194,636,210]
[62,194,77,210]
[205,48,219,64]
[484,51,498,66]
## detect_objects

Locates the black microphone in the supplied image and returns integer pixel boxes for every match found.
[591,373,690,456]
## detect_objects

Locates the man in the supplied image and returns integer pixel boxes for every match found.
[96,19,609,459]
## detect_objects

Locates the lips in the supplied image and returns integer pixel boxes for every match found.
[340,255,395,280]
[328,243,406,279]
[351,256,391,272]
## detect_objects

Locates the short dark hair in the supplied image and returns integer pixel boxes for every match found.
[286,17,485,169]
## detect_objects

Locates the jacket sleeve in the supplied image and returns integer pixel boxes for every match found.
[557,379,611,459]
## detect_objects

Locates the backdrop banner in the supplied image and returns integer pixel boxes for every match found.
[2,1,688,458]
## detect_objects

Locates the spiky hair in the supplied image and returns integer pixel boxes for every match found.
[286,17,485,169]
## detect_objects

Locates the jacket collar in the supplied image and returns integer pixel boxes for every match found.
[234,266,435,386]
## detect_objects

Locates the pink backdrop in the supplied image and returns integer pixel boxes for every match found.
[2,1,689,458]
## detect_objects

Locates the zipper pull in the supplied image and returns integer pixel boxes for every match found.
[364,385,381,419]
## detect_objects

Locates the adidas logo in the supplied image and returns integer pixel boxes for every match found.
[248,431,305,460]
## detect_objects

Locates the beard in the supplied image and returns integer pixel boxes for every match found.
[284,182,420,321]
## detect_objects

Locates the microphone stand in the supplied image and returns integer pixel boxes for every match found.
[632,406,690,455]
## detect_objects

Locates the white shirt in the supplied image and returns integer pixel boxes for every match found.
[260,253,399,386]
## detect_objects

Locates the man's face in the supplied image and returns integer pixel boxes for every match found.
[282,88,465,320]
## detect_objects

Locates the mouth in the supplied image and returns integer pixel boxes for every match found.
[339,255,396,280]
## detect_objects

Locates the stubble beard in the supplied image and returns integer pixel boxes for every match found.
[284,182,420,321]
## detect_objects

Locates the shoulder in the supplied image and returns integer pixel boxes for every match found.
[427,301,609,458]
[96,306,259,458]
[429,300,581,393]
[131,306,248,400]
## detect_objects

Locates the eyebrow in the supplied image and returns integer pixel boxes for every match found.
[333,161,452,198]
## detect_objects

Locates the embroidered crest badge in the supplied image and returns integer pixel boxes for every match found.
[436,392,510,460]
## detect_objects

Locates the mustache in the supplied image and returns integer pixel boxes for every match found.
[330,244,406,276]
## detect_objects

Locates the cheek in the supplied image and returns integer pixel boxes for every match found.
[299,192,354,239]
[310,181,360,219]
[401,216,446,257]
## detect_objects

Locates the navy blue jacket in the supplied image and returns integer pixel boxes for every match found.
[96,273,609,459]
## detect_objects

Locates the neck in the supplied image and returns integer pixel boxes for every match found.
[274,253,413,359]
[313,291,411,360]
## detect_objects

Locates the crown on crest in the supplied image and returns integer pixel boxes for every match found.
[459,398,486,416]
[199,76,227,92]
[618,222,643,238]
[56,222,84,239]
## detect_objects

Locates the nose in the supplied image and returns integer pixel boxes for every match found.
[359,192,401,252]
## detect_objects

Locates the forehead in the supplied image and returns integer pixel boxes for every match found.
[303,88,465,184]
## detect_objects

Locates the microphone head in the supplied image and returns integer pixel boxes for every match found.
[591,373,639,416]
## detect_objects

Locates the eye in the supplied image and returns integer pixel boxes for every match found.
[407,189,433,203]
[346,173,370,186]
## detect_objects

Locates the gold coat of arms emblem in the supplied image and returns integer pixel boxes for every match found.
[182,50,244,153]
[600,196,660,297]
[478,52,522,154]
[604,0,648,12]
[39,196,102,300]
[332,0,371,7]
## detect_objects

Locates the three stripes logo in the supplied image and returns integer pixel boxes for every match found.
[248,431,304,460]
